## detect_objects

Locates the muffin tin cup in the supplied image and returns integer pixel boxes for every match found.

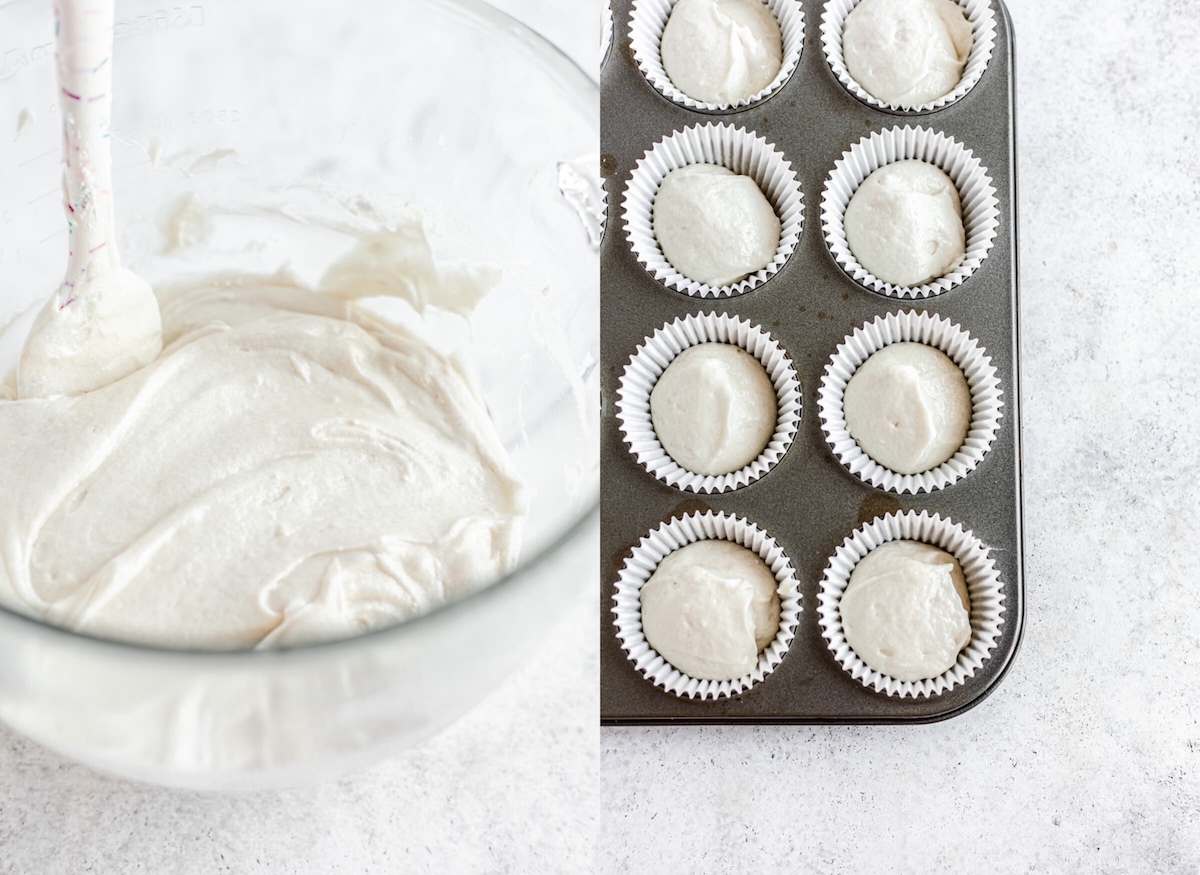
[818,309,1003,494]
[629,0,805,113]
[616,311,802,493]
[612,510,803,700]
[819,0,997,114]
[624,122,803,298]
[816,510,1005,698]
[821,124,999,299]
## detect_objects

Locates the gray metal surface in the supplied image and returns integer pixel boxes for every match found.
[600,0,1023,724]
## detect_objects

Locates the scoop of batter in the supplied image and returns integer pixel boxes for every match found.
[650,342,777,476]
[840,540,971,682]
[660,0,783,104]
[843,160,965,288]
[0,243,527,649]
[843,341,971,475]
[842,0,973,109]
[653,164,780,287]
[640,539,779,681]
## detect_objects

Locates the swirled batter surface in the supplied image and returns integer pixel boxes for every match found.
[0,246,527,649]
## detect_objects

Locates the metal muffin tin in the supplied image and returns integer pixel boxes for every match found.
[600,0,1023,724]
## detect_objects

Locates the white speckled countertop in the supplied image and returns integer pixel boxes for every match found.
[602,0,1200,871]
[0,2,599,874]
[6,1,1200,871]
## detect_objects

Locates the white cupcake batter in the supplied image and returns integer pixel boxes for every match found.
[0,1,527,648]
[842,0,973,109]
[843,160,965,288]
[660,0,783,105]
[653,164,780,287]
[640,539,779,682]
[840,540,971,682]
[0,222,529,649]
[843,342,971,475]
[650,342,777,477]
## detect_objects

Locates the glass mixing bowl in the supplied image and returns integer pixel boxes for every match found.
[0,0,599,789]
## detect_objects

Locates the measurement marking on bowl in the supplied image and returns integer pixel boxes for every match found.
[26,187,58,206]
[113,6,206,40]
[0,42,56,81]
[18,146,57,167]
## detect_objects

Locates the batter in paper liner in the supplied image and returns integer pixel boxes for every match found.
[660,0,783,105]
[842,160,966,289]
[842,0,973,109]
[640,539,780,682]
[839,540,970,682]
[842,341,970,475]
[0,232,528,649]
[649,342,777,477]
[653,164,780,287]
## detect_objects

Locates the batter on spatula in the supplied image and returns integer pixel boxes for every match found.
[18,0,162,399]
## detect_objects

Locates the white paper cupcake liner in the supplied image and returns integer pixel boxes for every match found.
[613,511,802,700]
[818,309,1003,494]
[629,0,804,113]
[624,123,803,298]
[817,510,1005,698]
[616,312,802,493]
[821,125,999,299]
[600,167,609,242]
[602,0,614,71]
[819,0,996,114]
